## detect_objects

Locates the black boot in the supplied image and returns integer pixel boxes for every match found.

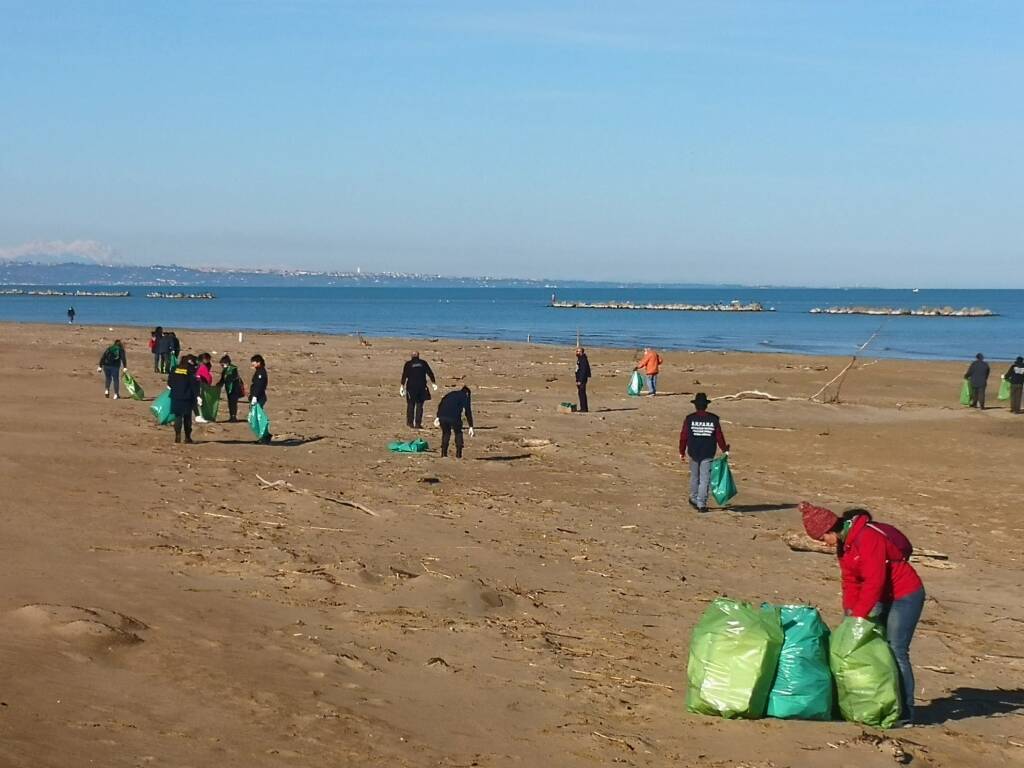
[174,431,182,444]
[184,432,194,444]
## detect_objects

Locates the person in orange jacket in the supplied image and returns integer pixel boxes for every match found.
[634,347,663,395]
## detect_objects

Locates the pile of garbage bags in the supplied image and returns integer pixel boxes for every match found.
[687,597,901,727]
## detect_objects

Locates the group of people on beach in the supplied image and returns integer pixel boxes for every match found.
[965,352,1024,413]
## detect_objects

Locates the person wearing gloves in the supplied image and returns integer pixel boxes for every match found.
[217,355,244,422]
[801,502,925,727]
[400,351,438,428]
[194,353,215,423]
[1004,356,1024,414]
[963,353,990,409]
[678,392,728,513]
[575,347,591,413]
[434,385,474,458]
[634,346,663,396]
[167,354,200,444]
[97,339,128,399]
[249,354,272,444]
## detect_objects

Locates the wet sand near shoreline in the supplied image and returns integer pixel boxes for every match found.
[1,322,1022,767]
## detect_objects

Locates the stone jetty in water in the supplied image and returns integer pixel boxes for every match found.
[550,299,771,312]
[809,306,995,317]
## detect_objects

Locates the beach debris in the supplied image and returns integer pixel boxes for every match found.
[255,474,380,516]
[783,532,952,565]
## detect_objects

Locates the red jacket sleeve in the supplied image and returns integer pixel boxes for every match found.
[846,532,889,619]
[679,415,690,455]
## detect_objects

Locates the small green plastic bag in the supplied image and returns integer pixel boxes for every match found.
[122,370,145,401]
[200,384,220,421]
[959,379,972,406]
[829,616,901,728]
[248,402,270,439]
[709,454,738,505]
[764,604,833,720]
[168,352,179,370]
[686,597,783,719]
[388,438,429,453]
[998,378,1011,401]
[150,390,174,425]
[627,370,644,396]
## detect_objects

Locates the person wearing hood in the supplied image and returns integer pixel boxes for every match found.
[1004,356,1024,414]
[801,502,924,727]
[435,385,474,458]
[678,393,728,513]
[167,354,200,444]
[400,352,437,429]
[964,353,990,409]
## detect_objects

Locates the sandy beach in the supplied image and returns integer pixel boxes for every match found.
[1,322,1022,767]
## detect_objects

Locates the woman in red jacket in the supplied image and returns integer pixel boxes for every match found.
[801,502,925,726]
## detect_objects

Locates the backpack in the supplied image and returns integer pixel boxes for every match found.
[101,345,121,366]
[865,522,914,561]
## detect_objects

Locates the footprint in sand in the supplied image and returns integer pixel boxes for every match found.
[4,603,148,650]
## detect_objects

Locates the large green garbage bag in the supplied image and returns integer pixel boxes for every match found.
[686,597,784,719]
[709,454,738,505]
[998,377,1011,401]
[122,370,145,401]
[764,604,833,720]
[150,390,174,425]
[627,370,644,396]
[388,438,429,453]
[168,352,179,370]
[959,379,972,406]
[829,617,901,728]
[248,402,271,439]
[200,384,220,421]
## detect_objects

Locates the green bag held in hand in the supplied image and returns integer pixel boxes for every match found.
[829,616,901,728]
[248,402,270,439]
[388,438,429,453]
[627,370,644,396]
[150,390,174,425]
[168,352,179,370]
[686,597,784,719]
[959,379,972,406]
[200,384,221,421]
[122,371,145,401]
[764,604,833,720]
[709,454,738,505]
[998,377,1011,401]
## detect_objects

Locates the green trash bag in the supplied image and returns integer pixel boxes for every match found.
[200,384,220,421]
[998,377,1011,401]
[829,616,901,728]
[686,597,784,719]
[764,604,833,720]
[627,370,645,397]
[168,352,179,371]
[959,379,972,406]
[122,370,145,401]
[388,438,429,453]
[709,454,738,505]
[150,390,175,425]
[248,402,271,439]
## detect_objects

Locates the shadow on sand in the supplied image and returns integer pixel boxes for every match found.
[916,687,1024,724]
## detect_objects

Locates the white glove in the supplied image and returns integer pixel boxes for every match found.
[468,427,475,438]
[433,417,440,427]
[431,383,438,392]
[96,366,102,372]
[251,397,257,406]
[196,396,202,405]
[400,386,406,397]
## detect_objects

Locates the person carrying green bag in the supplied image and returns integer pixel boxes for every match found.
[248,354,272,444]
[217,355,245,422]
[679,393,730,513]
[1004,357,1024,414]
[801,502,924,727]
[963,353,989,409]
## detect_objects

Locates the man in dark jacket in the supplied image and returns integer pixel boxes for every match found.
[168,354,200,444]
[155,331,173,373]
[1005,356,1024,414]
[435,385,474,458]
[964,353,990,409]
[679,392,729,513]
[400,352,438,428]
[575,347,592,413]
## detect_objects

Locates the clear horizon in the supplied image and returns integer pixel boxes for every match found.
[1,2,1022,287]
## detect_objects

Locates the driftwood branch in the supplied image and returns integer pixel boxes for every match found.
[255,474,380,517]
[809,324,884,403]
[783,531,953,567]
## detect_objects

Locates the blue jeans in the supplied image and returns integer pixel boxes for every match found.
[874,587,925,721]
[103,366,120,396]
[689,457,712,507]
[646,374,657,394]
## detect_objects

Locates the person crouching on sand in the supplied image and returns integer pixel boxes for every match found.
[801,502,924,727]
[435,385,474,458]
[679,393,729,513]
[249,354,271,444]
[168,354,200,444]
[218,355,244,422]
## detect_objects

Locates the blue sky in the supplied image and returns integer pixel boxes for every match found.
[1,1,1021,286]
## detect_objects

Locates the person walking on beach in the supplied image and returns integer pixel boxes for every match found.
[964,353,990,409]
[168,332,181,369]
[400,351,438,428]
[67,306,75,324]
[155,330,172,373]
[194,353,214,423]
[435,385,474,458]
[575,347,592,413]
[249,354,272,444]
[635,347,663,396]
[801,502,924,727]
[1005,356,1024,414]
[149,327,163,372]
[97,339,128,399]
[167,354,200,444]
[218,355,244,422]
[679,393,729,513]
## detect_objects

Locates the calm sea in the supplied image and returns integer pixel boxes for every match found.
[1,286,1021,362]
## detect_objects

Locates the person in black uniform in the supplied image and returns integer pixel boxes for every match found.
[575,347,592,413]
[1005,356,1024,414]
[218,355,244,422]
[167,354,200,444]
[249,354,271,444]
[400,351,438,428]
[435,385,474,458]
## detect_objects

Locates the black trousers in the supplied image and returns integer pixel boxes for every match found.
[227,394,240,420]
[406,396,425,427]
[577,381,589,412]
[1011,384,1023,414]
[440,419,463,457]
[173,411,193,440]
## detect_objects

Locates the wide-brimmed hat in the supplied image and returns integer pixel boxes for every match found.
[691,392,710,407]
[800,501,839,540]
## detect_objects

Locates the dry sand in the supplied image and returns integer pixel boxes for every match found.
[1,322,1022,767]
